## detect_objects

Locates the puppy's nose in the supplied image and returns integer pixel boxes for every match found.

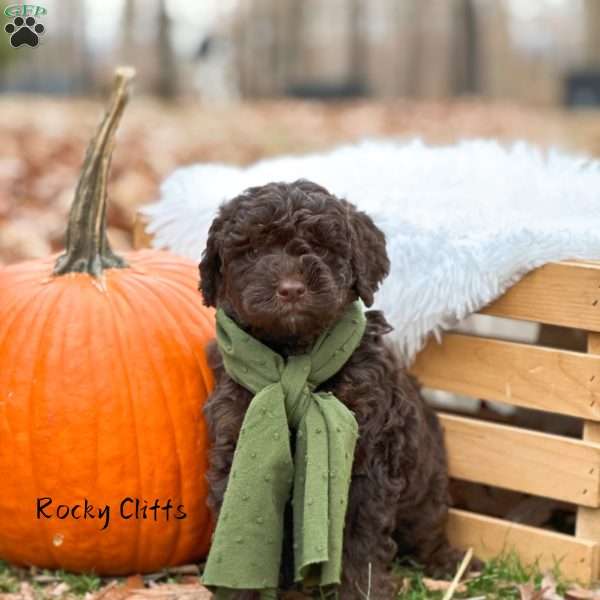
[277,279,306,302]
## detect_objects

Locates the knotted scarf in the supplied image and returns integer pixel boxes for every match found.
[202,302,366,599]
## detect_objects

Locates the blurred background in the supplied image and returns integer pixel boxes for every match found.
[2,0,600,265]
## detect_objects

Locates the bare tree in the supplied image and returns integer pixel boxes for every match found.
[584,0,600,66]
[156,0,177,99]
[120,0,136,64]
[277,0,305,91]
[404,0,425,97]
[348,0,367,88]
[404,0,454,99]
[451,0,479,95]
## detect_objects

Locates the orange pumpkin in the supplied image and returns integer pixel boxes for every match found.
[0,68,215,575]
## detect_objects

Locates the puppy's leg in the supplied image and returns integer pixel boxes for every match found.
[203,344,253,514]
[395,455,473,578]
[204,387,245,515]
[338,475,399,600]
[401,491,464,577]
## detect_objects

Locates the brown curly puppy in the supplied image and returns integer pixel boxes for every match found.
[199,179,465,599]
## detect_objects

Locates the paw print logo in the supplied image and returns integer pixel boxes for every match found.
[4,16,45,48]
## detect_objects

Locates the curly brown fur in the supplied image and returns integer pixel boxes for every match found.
[199,180,466,599]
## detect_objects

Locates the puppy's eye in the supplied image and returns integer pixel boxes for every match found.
[247,247,258,259]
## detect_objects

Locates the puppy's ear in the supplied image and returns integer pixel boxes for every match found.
[199,214,225,307]
[345,202,390,307]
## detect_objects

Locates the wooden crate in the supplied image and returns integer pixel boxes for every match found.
[134,217,600,582]
[410,260,600,583]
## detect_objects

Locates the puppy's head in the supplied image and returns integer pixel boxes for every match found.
[199,179,389,346]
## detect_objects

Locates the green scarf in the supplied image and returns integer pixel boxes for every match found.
[202,302,366,599]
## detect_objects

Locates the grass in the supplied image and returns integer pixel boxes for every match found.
[0,560,101,597]
[0,552,580,599]
[0,560,20,593]
[395,552,570,599]
[56,571,102,595]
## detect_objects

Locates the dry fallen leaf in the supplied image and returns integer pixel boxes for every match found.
[519,582,540,600]
[126,583,211,600]
[17,582,36,600]
[124,575,145,590]
[47,582,70,598]
[422,577,467,594]
[566,586,600,600]
[397,577,412,594]
[540,573,564,600]
[518,574,569,600]
[90,576,145,600]
[90,580,120,600]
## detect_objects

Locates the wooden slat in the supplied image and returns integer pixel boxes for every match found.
[411,333,600,420]
[441,414,600,507]
[481,261,600,332]
[577,334,600,563]
[448,509,599,583]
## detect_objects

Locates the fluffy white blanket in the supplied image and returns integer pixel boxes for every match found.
[143,138,600,364]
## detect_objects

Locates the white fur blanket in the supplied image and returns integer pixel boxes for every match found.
[143,138,600,363]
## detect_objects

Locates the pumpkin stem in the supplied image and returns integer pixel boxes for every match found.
[54,67,136,278]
